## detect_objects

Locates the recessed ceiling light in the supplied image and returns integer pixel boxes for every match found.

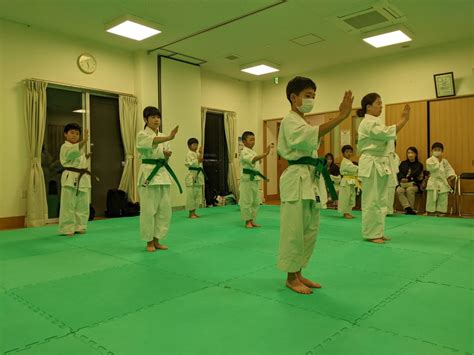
[241,63,279,76]
[363,30,411,48]
[106,19,161,41]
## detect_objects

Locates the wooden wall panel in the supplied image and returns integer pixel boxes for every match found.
[429,96,474,215]
[385,101,428,163]
[429,97,474,174]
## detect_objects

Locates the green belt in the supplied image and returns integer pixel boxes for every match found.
[142,159,183,194]
[287,157,338,201]
[188,166,208,180]
[242,168,269,181]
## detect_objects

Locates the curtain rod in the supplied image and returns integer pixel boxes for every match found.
[25,78,136,98]
[203,107,235,114]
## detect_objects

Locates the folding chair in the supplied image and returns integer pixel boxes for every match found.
[458,173,474,217]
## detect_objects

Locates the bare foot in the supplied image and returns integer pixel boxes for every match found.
[297,274,321,289]
[286,278,312,294]
[76,230,86,234]
[192,213,200,218]
[190,215,198,219]
[153,239,168,250]
[64,233,75,237]
[382,236,391,241]
[251,222,261,227]
[146,241,156,252]
[343,213,354,219]
[366,238,385,244]
[245,221,254,229]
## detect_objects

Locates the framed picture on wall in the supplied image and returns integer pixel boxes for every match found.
[434,72,456,98]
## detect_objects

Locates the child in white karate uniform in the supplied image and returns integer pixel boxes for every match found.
[184,138,205,218]
[278,76,353,294]
[386,140,400,216]
[338,145,360,219]
[426,142,456,216]
[58,123,91,236]
[239,131,272,228]
[136,106,179,252]
[357,93,410,244]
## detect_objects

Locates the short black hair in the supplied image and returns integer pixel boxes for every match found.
[187,138,198,146]
[143,106,161,119]
[64,123,81,134]
[286,76,317,104]
[242,131,255,141]
[432,142,444,151]
[341,145,353,154]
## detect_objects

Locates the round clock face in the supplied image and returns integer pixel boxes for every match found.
[77,53,97,74]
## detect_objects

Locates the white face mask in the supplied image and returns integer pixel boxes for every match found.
[432,151,442,157]
[297,98,315,113]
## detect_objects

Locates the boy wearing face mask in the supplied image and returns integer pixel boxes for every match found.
[137,106,180,252]
[239,131,272,228]
[426,142,456,216]
[277,76,353,294]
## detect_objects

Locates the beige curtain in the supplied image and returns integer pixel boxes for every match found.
[118,95,139,202]
[201,108,208,205]
[24,80,48,227]
[224,111,239,200]
[201,108,208,148]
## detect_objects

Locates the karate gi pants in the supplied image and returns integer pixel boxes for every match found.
[426,190,448,213]
[59,186,90,234]
[360,169,388,239]
[139,185,172,242]
[239,180,261,221]
[338,185,356,215]
[186,185,203,211]
[278,199,320,272]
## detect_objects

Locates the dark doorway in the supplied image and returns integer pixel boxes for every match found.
[89,95,124,216]
[203,111,229,205]
[43,88,83,219]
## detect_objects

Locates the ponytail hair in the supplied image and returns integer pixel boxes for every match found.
[357,93,380,117]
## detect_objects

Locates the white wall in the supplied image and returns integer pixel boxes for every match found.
[261,39,474,120]
[0,19,156,218]
[161,57,202,207]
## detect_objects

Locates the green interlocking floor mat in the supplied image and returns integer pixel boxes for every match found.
[1,206,473,354]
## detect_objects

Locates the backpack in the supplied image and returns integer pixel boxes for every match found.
[105,189,129,217]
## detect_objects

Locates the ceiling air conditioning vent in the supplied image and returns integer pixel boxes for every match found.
[334,1,406,34]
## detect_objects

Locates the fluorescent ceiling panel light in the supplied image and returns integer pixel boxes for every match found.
[363,30,411,48]
[241,64,279,76]
[106,20,161,41]
[73,109,86,113]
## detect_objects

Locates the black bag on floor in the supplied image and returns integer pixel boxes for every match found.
[105,189,129,217]
[125,202,140,217]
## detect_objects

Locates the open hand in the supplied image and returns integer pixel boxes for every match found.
[265,144,273,155]
[338,90,354,119]
[402,104,410,120]
[82,128,89,142]
[169,126,179,140]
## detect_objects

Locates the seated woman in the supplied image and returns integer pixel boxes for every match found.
[396,146,424,214]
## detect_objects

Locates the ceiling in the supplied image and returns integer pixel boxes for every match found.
[1,0,473,81]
